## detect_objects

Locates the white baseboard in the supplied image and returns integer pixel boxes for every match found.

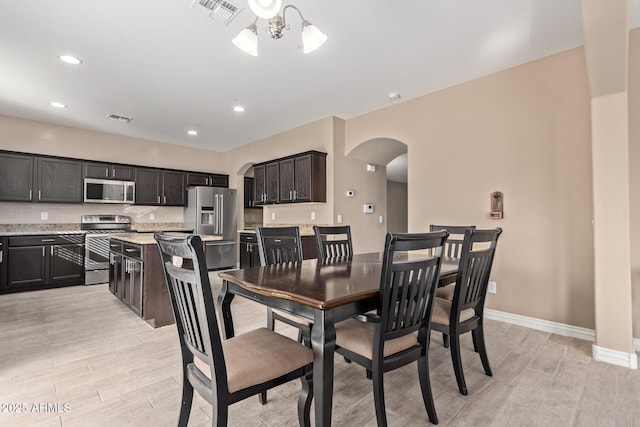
[484,308,639,369]
[593,344,638,369]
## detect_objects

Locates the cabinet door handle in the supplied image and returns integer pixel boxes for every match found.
[157,195,160,204]
[163,195,167,204]
[38,190,41,200]
[41,239,55,242]
[293,190,297,201]
[51,246,54,256]
[42,247,45,257]
[29,189,32,199]
[105,168,109,177]
[0,251,3,263]
[289,190,292,200]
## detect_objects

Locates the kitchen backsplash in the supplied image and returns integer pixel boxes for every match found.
[0,202,184,224]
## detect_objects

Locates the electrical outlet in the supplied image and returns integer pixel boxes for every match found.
[311,211,316,220]
[271,212,276,221]
[488,281,497,294]
[40,212,48,220]
[337,214,343,224]
[379,215,384,224]
[149,212,155,220]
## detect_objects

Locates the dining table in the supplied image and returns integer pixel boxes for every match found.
[217,252,459,427]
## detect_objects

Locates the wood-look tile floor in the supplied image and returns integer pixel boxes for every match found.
[1,277,639,426]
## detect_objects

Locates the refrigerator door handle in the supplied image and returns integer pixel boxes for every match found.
[214,194,219,234]
[220,194,224,235]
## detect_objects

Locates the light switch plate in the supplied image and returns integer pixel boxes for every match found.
[337,214,343,224]
[488,281,497,294]
[149,212,155,220]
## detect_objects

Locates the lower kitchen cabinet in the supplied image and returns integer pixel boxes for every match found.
[109,238,173,327]
[239,233,260,268]
[2,234,84,293]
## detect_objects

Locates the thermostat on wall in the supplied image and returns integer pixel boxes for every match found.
[363,203,374,213]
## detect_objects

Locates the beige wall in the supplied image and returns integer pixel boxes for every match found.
[0,116,227,225]
[387,181,408,233]
[628,28,640,339]
[345,47,595,329]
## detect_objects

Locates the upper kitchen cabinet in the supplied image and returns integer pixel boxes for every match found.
[135,168,186,206]
[252,162,278,205]
[0,152,34,202]
[186,172,229,188]
[244,177,259,208]
[36,157,83,203]
[84,162,134,180]
[256,151,326,205]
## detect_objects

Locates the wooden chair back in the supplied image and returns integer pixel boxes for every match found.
[452,228,502,313]
[154,232,228,396]
[429,225,476,260]
[377,231,449,342]
[255,226,303,266]
[313,225,353,260]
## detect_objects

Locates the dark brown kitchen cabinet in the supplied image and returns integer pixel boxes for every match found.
[255,151,326,205]
[0,239,6,290]
[109,238,173,328]
[244,177,259,208]
[253,162,279,205]
[108,240,143,316]
[3,234,84,293]
[84,162,134,180]
[239,233,260,268]
[135,168,186,206]
[0,152,34,202]
[187,172,229,188]
[279,154,325,202]
[37,157,83,203]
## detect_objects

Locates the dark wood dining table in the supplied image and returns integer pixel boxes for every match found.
[218,252,458,427]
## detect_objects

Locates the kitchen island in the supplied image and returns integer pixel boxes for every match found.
[108,233,222,328]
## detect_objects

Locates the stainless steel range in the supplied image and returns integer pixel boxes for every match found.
[81,215,131,285]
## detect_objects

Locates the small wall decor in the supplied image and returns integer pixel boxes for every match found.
[490,191,503,219]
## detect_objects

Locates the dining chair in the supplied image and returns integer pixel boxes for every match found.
[430,227,502,396]
[334,230,449,426]
[429,225,476,347]
[154,232,313,426]
[254,226,311,404]
[313,225,353,260]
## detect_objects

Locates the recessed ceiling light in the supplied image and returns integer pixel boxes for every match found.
[50,101,66,108]
[59,55,82,65]
[188,130,198,136]
[233,105,246,112]
[388,92,401,101]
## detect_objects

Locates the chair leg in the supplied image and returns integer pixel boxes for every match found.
[372,367,388,427]
[366,369,372,380]
[449,333,468,395]
[442,333,449,348]
[472,324,493,377]
[177,377,194,427]
[343,357,352,364]
[266,307,275,330]
[417,355,439,425]
[259,390,267,405]
[297,370,314,427]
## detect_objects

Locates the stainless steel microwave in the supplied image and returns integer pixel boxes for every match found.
[84,178,135,204]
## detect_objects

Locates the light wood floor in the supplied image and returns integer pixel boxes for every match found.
[1,277,639,427]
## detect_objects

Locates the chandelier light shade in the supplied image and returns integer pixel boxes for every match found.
[248,0,282,19]
[232,21,258,56]
[300,20,327,54]
[233,3,326,56]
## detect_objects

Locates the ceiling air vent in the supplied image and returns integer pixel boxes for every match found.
[107,114,132,123]
[190,0,243,25]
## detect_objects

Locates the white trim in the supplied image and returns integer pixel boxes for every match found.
[484,308,639,369]
[484,308,596,341]
[593,344,638,369]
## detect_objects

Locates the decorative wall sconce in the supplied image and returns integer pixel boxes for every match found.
[490,191,503,219]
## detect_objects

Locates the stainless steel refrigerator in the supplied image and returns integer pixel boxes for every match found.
[184,187,237,270]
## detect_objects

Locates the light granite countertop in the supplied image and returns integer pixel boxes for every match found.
[0,223,192,237]
[111,233,223,245]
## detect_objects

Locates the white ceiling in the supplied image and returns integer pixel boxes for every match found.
[1,1,639,152]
